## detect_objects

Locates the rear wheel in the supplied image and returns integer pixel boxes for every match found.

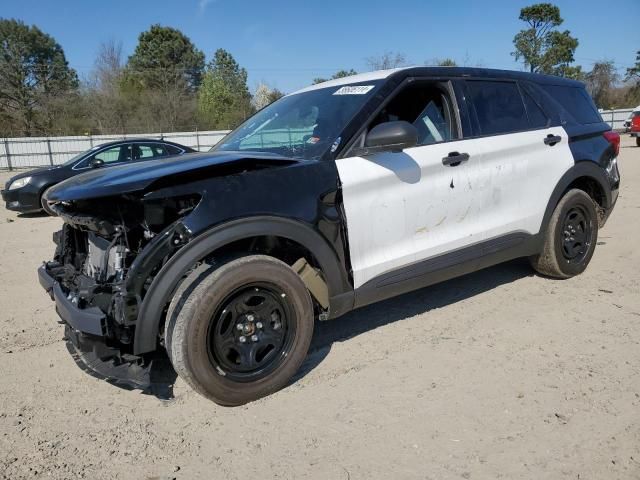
[165,255,314,406]
[636,136,640,147]
[530,189,598,279]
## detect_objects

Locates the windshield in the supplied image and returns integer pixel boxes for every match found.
[62,145,101,166]
[213,81,381,160]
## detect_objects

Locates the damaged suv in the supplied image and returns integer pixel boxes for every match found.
[40,67,620,405]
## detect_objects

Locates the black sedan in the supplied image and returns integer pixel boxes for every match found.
[1,138,195,213]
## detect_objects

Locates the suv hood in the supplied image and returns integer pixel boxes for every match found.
[45,151,298,202]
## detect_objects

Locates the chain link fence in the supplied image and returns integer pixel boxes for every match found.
[0,129,231,170]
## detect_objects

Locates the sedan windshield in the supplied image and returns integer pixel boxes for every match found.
[62,145,101,166]
[213,81,381,160]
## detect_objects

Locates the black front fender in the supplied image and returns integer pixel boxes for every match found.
[133,215,352,354]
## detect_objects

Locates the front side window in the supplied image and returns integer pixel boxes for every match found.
[466,80,529,135]
[213,81,382,160]
[367,82,457,146]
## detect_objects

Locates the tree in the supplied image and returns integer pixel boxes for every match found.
[312,69,358,85]
[0,18,78,135]
[426,58,458,67]
[267,88,284,104]
[365,51,408,71]
[252,83,281,111]
[83,40,132,134]
[126,25,205,91]
[512,3,579,76]
[198,49,252,129]
[626,50,640,82]
[92,39,124,93]
[623,50,640,106]
[585,61,619,108]
[123,26,205,132]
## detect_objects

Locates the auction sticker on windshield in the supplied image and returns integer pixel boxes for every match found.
[333,85,375,95]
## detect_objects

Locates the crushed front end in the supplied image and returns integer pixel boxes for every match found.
[39,193,199,392]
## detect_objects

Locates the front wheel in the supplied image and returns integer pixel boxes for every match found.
[165,255,314,406]
[636,136,640,147]
[530,189,598,279]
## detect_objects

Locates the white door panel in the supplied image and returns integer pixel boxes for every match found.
[337,126,574,288]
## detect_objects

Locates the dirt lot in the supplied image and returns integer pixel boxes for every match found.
[0,136,638,480]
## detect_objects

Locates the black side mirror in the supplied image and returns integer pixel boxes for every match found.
[363,121,418,154]
[89,158,105,169]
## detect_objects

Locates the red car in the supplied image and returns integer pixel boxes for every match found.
[629,110,640,147]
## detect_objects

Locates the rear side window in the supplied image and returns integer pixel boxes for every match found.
[541,85,601,124]
[466,81,529,135]
[166,144,184,155]
[522,90,549,128]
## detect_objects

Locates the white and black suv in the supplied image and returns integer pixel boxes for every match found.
[39,67,620,405]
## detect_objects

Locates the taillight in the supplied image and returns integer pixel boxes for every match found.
[632,116,640,132]
[603,131,620,157]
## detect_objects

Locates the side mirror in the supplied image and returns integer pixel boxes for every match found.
[89,158,105,169]
[363,121,418,154]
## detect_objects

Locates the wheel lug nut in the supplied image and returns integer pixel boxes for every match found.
[239,336,247,343]
[236,324,243,331]
[251,334,259,342]
[256,322,263,329]
[246,314,255,322]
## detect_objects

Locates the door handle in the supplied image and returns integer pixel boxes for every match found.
[544,134,562,146]
[442,152,470,166]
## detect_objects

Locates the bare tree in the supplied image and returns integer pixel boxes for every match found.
[585,61,619,109]
[365,52,409,71]
[425,58,458,67]
[92,39,123,93]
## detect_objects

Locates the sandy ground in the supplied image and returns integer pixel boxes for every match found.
[0,136,638,480]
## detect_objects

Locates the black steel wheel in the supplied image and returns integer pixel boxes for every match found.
[560,205,593,264]
[165,255,314,406]
[207,284,294,382]
[530,188,598,279]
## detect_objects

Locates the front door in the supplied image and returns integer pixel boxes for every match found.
[336,80,485,288]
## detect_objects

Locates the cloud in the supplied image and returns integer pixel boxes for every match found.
[198,0,216,13]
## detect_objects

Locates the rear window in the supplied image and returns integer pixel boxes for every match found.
[466,80,529,135]
[541,85,601,124]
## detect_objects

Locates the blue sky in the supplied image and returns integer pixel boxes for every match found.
[3,0,638,92]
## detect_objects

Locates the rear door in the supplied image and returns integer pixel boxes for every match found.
[462,79,574,241]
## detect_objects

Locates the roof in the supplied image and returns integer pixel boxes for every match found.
[94,138,178,147]
[290,66,584,96]
[291,68,408,95]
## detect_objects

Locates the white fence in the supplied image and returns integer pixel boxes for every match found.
[1,107,635,170]
[0,130,231,170]
[599,108,635,131]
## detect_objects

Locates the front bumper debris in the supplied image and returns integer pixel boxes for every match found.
[38,264,106,336]
[39,264,176,398]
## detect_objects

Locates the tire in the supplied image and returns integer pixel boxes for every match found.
[165,255,314,406]
[636,136,640,147]
[40,185,55,214]
[530,189,598,279]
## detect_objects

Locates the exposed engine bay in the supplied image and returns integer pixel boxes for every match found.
[43,193,200,350]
